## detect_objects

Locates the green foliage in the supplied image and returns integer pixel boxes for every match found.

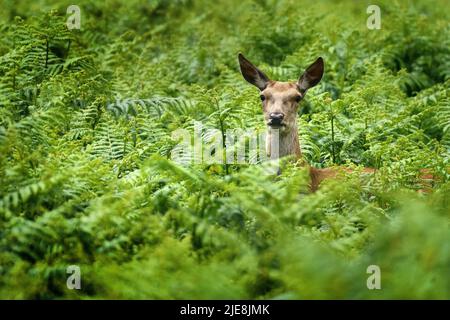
[0,0,449,299]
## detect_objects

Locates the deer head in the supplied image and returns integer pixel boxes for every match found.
[238,53,324,159]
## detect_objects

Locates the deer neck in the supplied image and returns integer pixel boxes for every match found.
[266,120,302,160]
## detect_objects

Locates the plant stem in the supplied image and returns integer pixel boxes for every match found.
[219,115,229,175]
[65,39,71,60]
[331,113,336,164]
[45,37,49,69]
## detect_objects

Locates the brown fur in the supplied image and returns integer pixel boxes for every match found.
[308,166,376,192]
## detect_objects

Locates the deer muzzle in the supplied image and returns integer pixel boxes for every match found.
[268,112,285,127]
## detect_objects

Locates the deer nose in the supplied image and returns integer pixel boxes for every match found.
[269,112,284,125]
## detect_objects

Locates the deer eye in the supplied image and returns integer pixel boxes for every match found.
[260,95,266,101]
[295,95,302,102]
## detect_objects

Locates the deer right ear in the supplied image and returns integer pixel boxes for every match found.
[238,53,270,91]
[297,57,324,94]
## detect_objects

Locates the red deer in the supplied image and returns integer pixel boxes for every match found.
[238,53,434,192]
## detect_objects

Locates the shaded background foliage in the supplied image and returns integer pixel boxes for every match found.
[0,0,449,299]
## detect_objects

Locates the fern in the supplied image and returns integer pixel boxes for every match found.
[0,0,448,300]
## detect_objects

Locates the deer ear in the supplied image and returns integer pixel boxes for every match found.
[238,53,270,91]
[297,57,324,93]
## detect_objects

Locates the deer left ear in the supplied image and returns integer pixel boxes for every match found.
[238,53,270,91]
[297,57,324,93]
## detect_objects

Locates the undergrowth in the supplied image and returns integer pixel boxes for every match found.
[0,0,449,299]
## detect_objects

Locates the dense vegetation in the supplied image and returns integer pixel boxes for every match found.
[0,0,449,299]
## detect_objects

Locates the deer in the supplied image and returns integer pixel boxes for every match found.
[237,53,436,192]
